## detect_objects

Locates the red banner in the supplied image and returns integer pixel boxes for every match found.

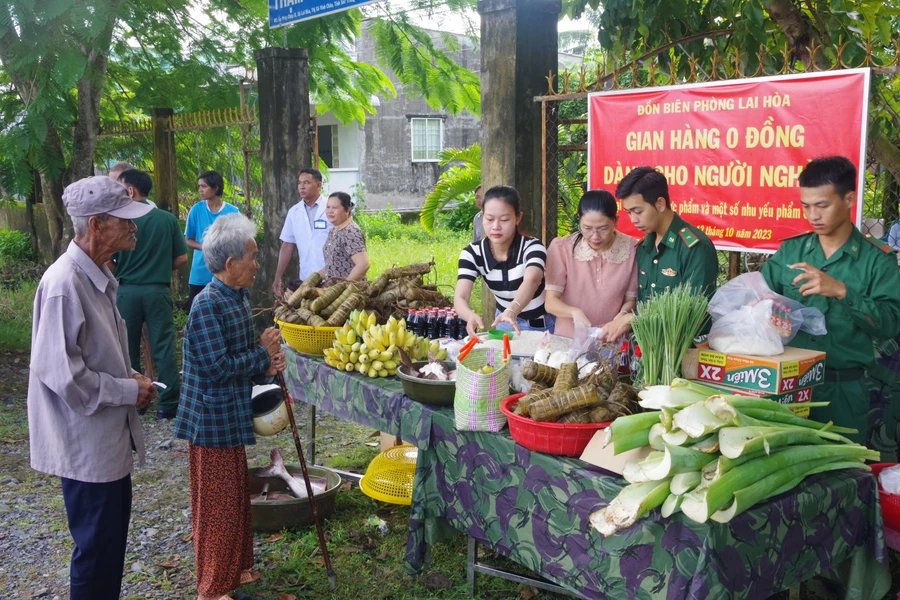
[587,69,870,252]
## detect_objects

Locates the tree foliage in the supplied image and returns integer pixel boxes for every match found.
[0,0,481,256]
[420,143,482,233]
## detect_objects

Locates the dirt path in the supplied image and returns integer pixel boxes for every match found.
[0,351,377,600]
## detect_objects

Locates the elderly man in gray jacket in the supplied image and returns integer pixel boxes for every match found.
[28,176,158,600]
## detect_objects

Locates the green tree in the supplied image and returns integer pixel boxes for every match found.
[420,144,482,233]
[0,0,482,257]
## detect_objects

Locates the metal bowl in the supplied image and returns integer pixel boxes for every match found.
[396,361,457,406]
[248,464,342,531]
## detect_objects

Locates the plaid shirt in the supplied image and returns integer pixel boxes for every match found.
[175,277,270,448]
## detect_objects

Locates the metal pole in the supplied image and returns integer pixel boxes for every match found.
[540,100,548,245]
[312,115,320,170]
[283,27,288,48]
[239,80,253,217]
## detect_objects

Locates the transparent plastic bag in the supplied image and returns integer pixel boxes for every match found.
[708,299,785,355]
[707,272,826,344]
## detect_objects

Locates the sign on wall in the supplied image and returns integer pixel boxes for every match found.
[587,69,870,252]
[269,0,380,28]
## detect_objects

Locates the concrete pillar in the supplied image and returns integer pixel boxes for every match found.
[478,0,560,239]
[253,47,312,304]
[477,0,559,321]
[150,108,177,216]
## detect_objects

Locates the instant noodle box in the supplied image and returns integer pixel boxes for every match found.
[688,380,814,418]
[682,347,826,395]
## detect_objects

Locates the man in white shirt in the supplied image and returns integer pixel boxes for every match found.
[272,168,334,298]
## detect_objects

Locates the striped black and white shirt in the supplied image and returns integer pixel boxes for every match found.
[458,234,548,327]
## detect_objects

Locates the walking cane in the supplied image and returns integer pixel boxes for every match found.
[274,370,337,590]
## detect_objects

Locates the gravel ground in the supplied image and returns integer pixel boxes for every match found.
[0,350,374,600]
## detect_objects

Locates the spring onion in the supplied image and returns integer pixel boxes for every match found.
[632,285,709,386]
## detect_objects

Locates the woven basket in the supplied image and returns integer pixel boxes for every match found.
[359,445,418,506]
[275,319,339,355]
[454,347,510,432]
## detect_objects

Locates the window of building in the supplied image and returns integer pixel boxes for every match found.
[410,118,443,162]
[317,124,339,168]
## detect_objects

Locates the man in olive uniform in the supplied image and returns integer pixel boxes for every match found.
[602,166,719,341]
[761,156,900,444]
[113,170,189,419]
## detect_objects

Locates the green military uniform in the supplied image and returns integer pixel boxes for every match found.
[762,228,900,444]
[114,201,189,414]
[636,212,719,302]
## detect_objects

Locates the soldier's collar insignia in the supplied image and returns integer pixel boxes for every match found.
[678,228,699,248]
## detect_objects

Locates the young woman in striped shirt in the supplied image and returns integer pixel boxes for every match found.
[454,186,550,337]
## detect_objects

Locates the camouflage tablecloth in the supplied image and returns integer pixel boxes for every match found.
[283,350,891,600]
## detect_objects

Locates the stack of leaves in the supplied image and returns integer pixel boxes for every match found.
[631,284,709,387]
[275,262,452,327]
[589,379,875,536]
[512,360,639,424]
[275,273,365,327]
[363,261,452,321]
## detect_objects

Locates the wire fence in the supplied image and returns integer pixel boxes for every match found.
[96,107,265,229]
[539,37,900,281]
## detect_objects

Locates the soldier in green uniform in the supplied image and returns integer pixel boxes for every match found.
[602,166,719,341]
[761,156,900,444]
[112,170,189,419]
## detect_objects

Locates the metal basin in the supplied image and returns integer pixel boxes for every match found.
[396,361,457,406]
[248,464,342,531]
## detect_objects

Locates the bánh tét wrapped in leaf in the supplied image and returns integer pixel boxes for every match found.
[523,361,558,386]
[529,385,603,422]
[553,362,579,392]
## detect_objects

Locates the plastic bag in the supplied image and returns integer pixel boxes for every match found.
[880,465,900,495]
[567,323,605,363]
[508,358,531,394]
[708,299,785,355]
[533,332,554,365]
[707,272,827,343]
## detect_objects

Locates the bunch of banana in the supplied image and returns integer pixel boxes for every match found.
[324,310,447,378]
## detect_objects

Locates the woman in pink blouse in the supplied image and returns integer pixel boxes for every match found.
[545,190,638,340]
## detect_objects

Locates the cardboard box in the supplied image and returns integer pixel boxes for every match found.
[579,429,653,475]
[682,347,826,395]
[691,380,814,418]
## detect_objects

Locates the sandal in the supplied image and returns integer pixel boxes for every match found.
[240,570,261,585]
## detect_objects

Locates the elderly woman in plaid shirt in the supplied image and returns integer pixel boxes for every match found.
[175,213,285,600]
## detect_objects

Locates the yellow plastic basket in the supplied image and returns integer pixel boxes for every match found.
[359,444,418,506]
[275,319,339,356]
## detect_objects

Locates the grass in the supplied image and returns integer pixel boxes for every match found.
[243,483,567,600]
[366,226,482,317]
[0,278,36,352]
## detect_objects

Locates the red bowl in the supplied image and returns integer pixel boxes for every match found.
[869,463,900,531]
[500,393,612,458]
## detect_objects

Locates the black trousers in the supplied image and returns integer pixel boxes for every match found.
[61,474,132,600]
[189,283,206,308]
